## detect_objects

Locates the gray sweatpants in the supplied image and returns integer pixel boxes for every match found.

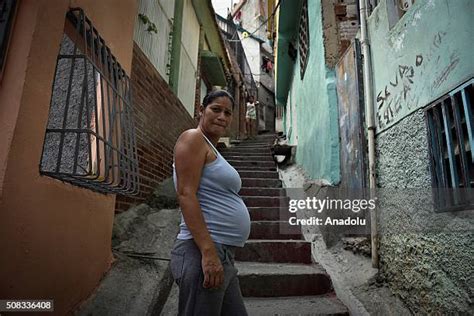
[169,239,248,316]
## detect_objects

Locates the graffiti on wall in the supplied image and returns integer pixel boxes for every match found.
[376,56,423,129]
[376,31,459,130]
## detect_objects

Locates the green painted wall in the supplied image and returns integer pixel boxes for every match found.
[368,0,474,132]
[284,0,340,184]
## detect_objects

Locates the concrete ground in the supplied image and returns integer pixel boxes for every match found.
[279,164,413,316]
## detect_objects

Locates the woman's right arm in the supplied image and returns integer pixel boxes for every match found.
[174,130,224,289]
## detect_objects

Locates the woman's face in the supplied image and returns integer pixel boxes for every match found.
[200,96,233,137]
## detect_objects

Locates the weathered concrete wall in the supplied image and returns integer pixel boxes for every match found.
[0,1,137,315]
[258,84,275,132]
[134,0,175,81]
[368,0,474,132]
[284,0,340,184]
[376,109,474,314]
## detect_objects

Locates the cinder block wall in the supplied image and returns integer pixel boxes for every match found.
[115,43,195,212]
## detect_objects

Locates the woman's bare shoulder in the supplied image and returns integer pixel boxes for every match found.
[175,129,205,152]
[177,128,203,143]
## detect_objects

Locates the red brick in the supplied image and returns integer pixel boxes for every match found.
[115,44,195,212]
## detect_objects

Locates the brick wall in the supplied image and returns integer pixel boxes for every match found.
[323,0,360,67]
[335,1,360,55]
[115,43,196,212]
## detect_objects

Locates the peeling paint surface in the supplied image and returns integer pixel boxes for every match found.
[368,0,474,133]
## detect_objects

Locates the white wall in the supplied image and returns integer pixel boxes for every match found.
[134,0,175,81]
[178,0,200,116]
[238,0,267,85]
[239,33,261,84]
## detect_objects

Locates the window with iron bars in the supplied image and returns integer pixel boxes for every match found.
[40,8,139,195]
[0,0,17,77]
[298,0,309,80]
[425,78,474,212]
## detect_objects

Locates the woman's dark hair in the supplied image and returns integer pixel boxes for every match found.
[202,89,235,108]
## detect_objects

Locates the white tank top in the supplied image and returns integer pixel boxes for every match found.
[173,132,251,247]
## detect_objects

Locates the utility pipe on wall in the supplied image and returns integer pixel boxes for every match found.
[358,0,379,268]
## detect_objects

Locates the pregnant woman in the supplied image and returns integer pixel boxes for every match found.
[170,89,251,315]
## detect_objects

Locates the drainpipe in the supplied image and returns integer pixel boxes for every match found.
[359,0,378,268]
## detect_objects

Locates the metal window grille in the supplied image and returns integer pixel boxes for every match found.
[298,0,309,80]
[40,8,139,195]
[0,0,17,73]
[425,78,474,211]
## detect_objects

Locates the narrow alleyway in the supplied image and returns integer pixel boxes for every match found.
[220,134,349,315]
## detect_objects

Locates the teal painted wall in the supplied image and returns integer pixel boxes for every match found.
[284,0,340,184]
[368,0,474,132]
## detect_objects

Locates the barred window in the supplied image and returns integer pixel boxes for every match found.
[40,8,139,195]
[0,0,17,76]
[425,78,474,211]
[298,0,309,79]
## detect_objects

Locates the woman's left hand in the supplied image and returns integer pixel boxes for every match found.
[201,250,224,289]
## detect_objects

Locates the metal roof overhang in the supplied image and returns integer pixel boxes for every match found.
[201,50,227,86]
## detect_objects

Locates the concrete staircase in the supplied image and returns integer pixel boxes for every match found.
[220,134,349,315]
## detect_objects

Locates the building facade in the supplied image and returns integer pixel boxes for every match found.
[0,1,137,314]
[0,0,240,313]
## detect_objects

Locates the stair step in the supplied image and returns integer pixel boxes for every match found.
[236,166,277,171]
[236,262,333,297]
[243,295,349,315]
[241,178,282,187]
[238,140,273,144]
[239,187,285,196]
[248,207,284,221]
[228,160,276,168]
[238,171,279,179]
[235,144,272,148]
[235,240,312,263]
[222,155,274,161]
[222,148,272,155]
[238,143,273,147]
[243,196,289,207]
[220,150,272,156]
[252,135,278,140]
[250,221,303,240]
